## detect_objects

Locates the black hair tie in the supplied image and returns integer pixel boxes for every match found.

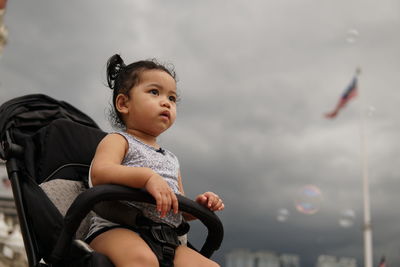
[107,54,127,90]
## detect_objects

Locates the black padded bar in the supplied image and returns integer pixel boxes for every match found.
[50,185,223,262]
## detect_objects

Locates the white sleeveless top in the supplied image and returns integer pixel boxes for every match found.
[87,131,183,238]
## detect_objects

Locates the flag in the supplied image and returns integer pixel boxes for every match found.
[378,256,386,267]
[325,75,358,118]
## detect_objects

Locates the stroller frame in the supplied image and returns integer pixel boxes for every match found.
[0,94,223,267]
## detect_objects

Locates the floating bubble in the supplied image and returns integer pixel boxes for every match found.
[338,209,356,228]
[367,105,376,117]
[276,208,289,222]
[294,185,323,215]
[346,29,360,44]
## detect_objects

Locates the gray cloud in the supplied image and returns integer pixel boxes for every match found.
[1,0,400,266]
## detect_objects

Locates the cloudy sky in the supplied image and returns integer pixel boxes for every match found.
[1,0,400,266]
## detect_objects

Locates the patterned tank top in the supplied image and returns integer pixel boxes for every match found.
[117,131,182,226]
[88,131,182,228]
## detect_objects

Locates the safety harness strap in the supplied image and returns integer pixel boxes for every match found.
[135,216,190,267]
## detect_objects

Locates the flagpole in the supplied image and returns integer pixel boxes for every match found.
[356,67,373,267]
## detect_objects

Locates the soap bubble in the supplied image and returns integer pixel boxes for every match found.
[277,208,289,222]
[367,105,376,117]
[294,185,323,215]
[346,29,359,44]
[339,209,356,228]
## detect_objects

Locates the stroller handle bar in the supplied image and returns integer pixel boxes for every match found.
[50,184,224,262]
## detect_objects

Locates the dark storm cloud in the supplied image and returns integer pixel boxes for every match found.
[1,0,400,266]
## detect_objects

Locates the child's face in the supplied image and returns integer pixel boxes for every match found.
[120,69,177,137]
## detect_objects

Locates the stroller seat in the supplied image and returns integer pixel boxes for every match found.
[0,94,224,267]
[39,179,92,241]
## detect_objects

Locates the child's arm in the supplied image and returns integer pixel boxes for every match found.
[91,133,178,217]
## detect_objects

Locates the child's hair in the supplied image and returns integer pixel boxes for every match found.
[106,54,177,128]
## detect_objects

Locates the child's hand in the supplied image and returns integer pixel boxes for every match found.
[145,173,179,217]
[195,192,224,212]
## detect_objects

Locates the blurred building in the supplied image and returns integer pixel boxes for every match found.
[254,251,279,267]
[316,255,337,267]
[280,253,301,267]
[337,257,357,267]
[0,0,8,55]
[226,249,357,267]
[315,255,357,267]
[226,249,254,267]
[226,249,300,267]
[0,161,15,223]
[0,160,27,267]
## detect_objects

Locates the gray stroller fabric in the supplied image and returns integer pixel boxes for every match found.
[40,179,93,240]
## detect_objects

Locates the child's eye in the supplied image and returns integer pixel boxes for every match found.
[150,89,159,95]
[169,95,177,102]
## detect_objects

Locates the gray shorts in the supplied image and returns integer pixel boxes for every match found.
[85,215,187,246]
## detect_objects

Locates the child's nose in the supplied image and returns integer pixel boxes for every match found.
[161,98,171,108]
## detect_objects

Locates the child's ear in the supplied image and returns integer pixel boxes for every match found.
[115,94,129,114]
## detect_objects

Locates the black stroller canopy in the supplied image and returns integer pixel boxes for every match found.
[0,94,99,136]
[0,94,103,183]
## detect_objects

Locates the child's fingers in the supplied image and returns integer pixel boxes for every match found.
[172,193,179,214]
[213,199,224,211]
[161,191,171,217]
[153,192,163,214]
[195,194,207,205]
[206,193,219,208]
[196,192,224,211]
[171,192,179,214]
[208,197,213,208]
[207,193,224,211]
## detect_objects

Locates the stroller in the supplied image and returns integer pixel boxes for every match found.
[0,94,223,267]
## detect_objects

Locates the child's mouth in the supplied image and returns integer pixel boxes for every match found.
[160,111,170,119]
